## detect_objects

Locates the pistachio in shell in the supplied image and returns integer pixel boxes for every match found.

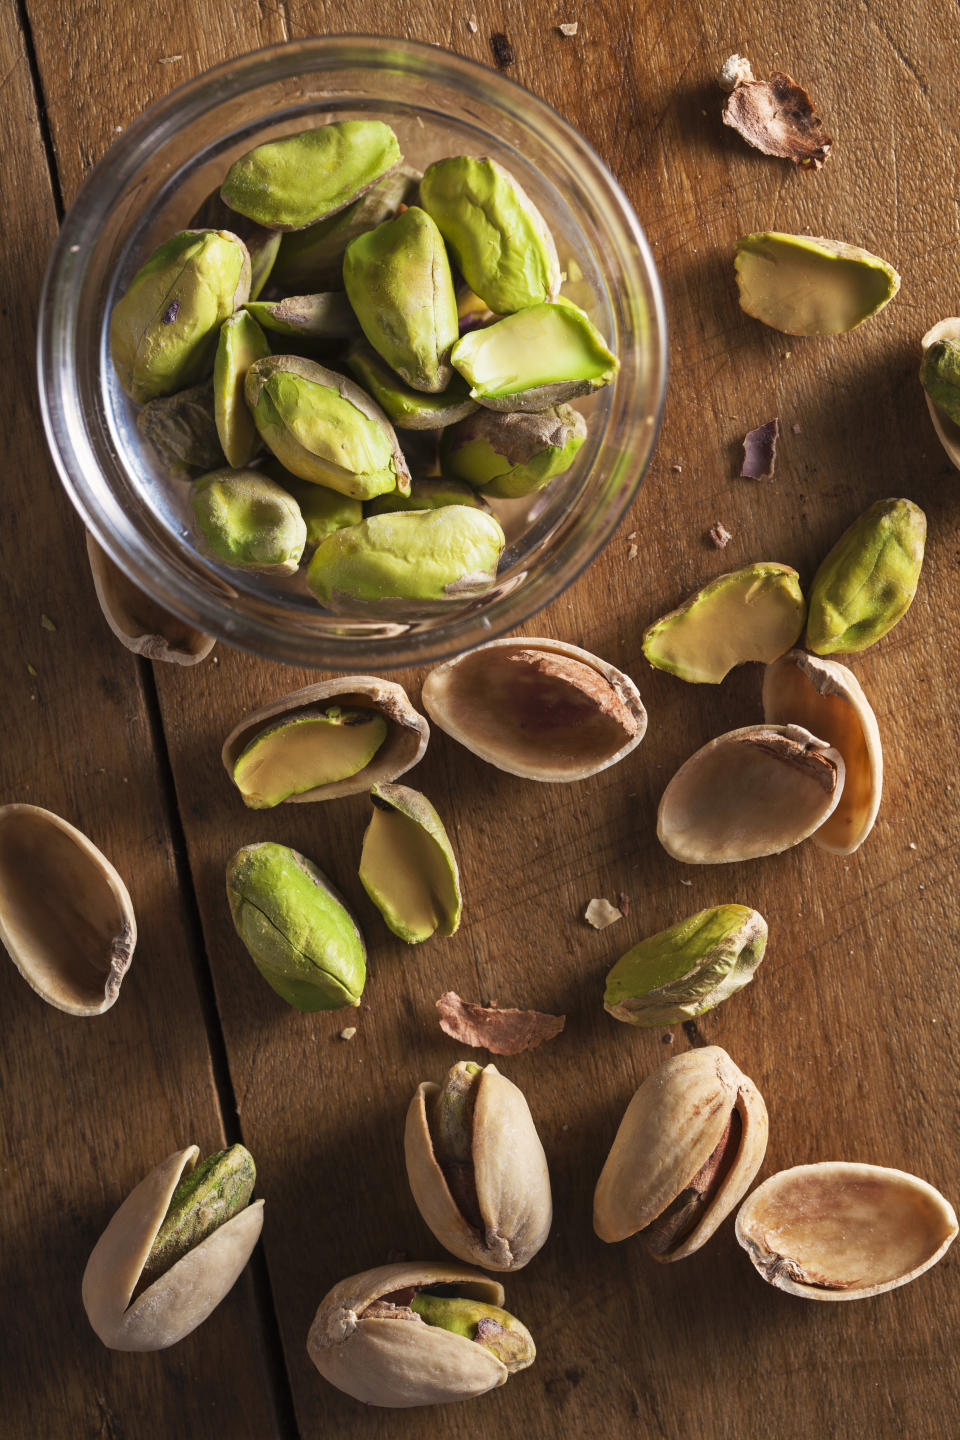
[82,1144,263,1351]
[190,467,306,575]
[86,533,215,665]
[805,498,926,655]
[270,166,421,292]
[451,300,619,412]
[594,1045,768,1260]
[226,841,365,1010]
[409,1293,535,1371]
[0,804,136,1016]
[213,310,270,468]
[244,292,358,340]
[440,405,587,498]
[736,1163,958,1300]
[263,462,363,548]
[231,708,388,810]
[642,563,806,684]
[359,783,461,943]
[920,319,960,471]
[347,340,478,430]
[136,382,224,482]
[365,477,490,516]
[405,1061,551,1270]
[734,232,900,335]
[421,637,646,782]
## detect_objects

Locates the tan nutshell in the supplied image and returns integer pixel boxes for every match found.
[0,804,136,1016]
[86,533,215,665]
[920,318,960,472]
[736,1163,958,1300]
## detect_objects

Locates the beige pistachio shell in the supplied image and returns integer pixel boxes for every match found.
[421,637,646,782]
[921,319,960,472]
[0,804,136,1016]
[658,723,845,863]
[763,651,882,854]
[82,1146,264,1350]
[86,534,215,665]
[594,1046,768,1260]
[307,1261,508,1407]
[221,678,428,803]
[405,1065,552,1271]
[736,1163,958,1300]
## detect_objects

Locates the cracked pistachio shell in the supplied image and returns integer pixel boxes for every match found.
[603,906,767,1027]
[736,1163,958,1300]
[451,300,619,411]
[422,637,647,782]
[139,1145,256,1290]
[306,1260,514,1407]
[405,1062,551,1270]
[110,230,251,403]
[190,467,306,575]
[805,498,926,655]
[642,563,806,684]
[136,382,224,481]
[594,1046,768,1260]
[230,708,388,810]
[409,1293,534,1372]
[658,723,845,863]
[0,804,136,1016]
[734,232,900,335]
[220,120,402,231]
[420,156,560,314]
[360,784,461,943]
[440,405,587,498]
[263,462,363,548]
[226,841,365,1010]
[920,319,960,471]
[763,651,882,854]
[86,533,215,665]
[347,340,478,430]
[82,1145,264,1351]
[271,166,421,292]
[189,191,282,299]
[365,477,490,516]
[344,207,459,392]
[244,292,358,340]
[213,311,270,467]
[245,355,410,500]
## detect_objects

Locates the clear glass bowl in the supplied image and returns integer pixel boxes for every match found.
[38,36,666,670]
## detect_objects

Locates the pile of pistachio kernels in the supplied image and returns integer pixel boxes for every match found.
[108,120,619,613]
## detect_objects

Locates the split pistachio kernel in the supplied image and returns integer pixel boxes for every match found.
[734,232,900,335]
[232,707,389,809]
[806,498,926,654]
[450,300,618,411]
[359,783,461,943]
[190,468,306,575]
[213,310,270,467]
[264,462,363,547]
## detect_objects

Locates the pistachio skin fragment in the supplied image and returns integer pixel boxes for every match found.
[347,341,479,430]
[213,310,270,467]
[190,467,306,575]
[806,498,926,654]
[440,405,587,497]
[271,167,420,292]
[410,1295,535,1372]
[450,301,619,411]
[919,338,960,425]
[139,1145,256,1292]
[734,232,900,335]
[136,382,224,481]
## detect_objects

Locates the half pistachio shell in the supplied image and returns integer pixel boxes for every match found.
[734,232,900,335]
[86,534,215,665]
[421,638,647,782]
[920,319,960,471]
[763,651,882,854]
[82,1145,264,1350]
[736,1163,958,1300]
[658,724,845,864]
[360,784,461,943]
[451,301,618,411]
[594,1046,768,1259]
[0,804,136,1016]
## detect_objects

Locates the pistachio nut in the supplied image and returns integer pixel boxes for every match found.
[450,300,619,411]
[0,803,136,1016]
[343,207,459,392]
[603,906,768,1027]
[189,190,282,299]
[270,166,420,292]
[231,707,388,810]
[86,533,215,665]
[245,354,410,500]
[440,405,587,498]
[419,156,560,314]
[405,1061,551,1269]
[919,335,960,425]
[244,292,358,340]
[190,467,306,575]
[736,1163,958,1300]
[306,1260,533,1407]
[109,229,251,403]
[136,381,224,481]
[82,1144,263,1351]
[359,783,461,942]
[920,319,960,472]
[594,1046,768,1260]
[220,120,402,231]
[734,232,900,335]
[264,462,363,548]
[641,563,806,684]
[226,841,365,1010]
[805,498,926,654]
[213,310,270,467]
[365,477,489,516]
[347,340,478,430]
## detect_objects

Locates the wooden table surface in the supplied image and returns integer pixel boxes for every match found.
[3,0,959,1435]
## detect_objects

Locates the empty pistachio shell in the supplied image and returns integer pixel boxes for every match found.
[420,156,560,314]
[594,1046,768,1260]
[736,1163,958,1300]
[190,467,306,575]
[920,319,960,471]
[226,841,365,1010]
[805,498,926,655]
[360,784,461,942]
[82,1145,263,1351]
[734,232,900,335]
[642,564,806,684]
[763,651,882,854]
[270,166,421,292]
[405,1062,551,1270]
[264,463,363,548]
[231,708,388,810]
[421,638,647,782]
[244,292,358,339]
[347,341,478,430]
[344,207,459,392]
[110,229,251,403]
[86,533,215,665]
[213,310,270,467]
[440,405,587,498]
[603,906,767,1027]
[306,1260,526,1407]
[220,121,402,231]
[0,804,136,1016]
[658,724,845,863]
[365,477,490,516]
[136,382,224,481]
[221,677,428,804]
[451,301,619,411]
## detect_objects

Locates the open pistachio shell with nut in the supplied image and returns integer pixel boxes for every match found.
[422,637,646,782]
[136,381,224,481]
[347,340,479,430]
[360,784,461,943]
[86,533,215,665]
[920,318,960,470]
[82,1144,263,1351]
[190,467,306,575]
[306,1260,534,1407]
[440,404,588,498]
[405,1061,551,1270]
[736,1163,957,1300]
[594,1046,768,1259]
[805,498,926,655]
[658,724,845,863]
[213,310,270,468]
[734,232,900,335]
[270,166,420,292]
[451,300,619,411]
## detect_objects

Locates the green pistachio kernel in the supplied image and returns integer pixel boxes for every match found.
[213,311,271,468]
[440,405,587,497]
[364,478,489,516]
[139,1145,256,1292]
[410,1293,536,1372]
[358,782,462,943]
[244,293,358,340]
[920,338,960,425]
[264,461,362,548]
[270,167,420,292]
[232,707,389,809]
[346,341,478,431]
[450,300,618,412]
[136,382,224,481]
[806,498,927,654]
[190,467,306,575]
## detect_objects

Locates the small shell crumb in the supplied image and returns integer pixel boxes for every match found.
[585,897,623,929]
[740,419,779,481]
[339,1026,357,1041]
[558,21,579,36]
[709,522,733,549]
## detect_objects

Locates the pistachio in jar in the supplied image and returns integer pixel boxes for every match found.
[440,404,587,498]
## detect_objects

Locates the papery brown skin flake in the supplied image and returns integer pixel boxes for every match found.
[437,991,565,1055]
[740,419,779,481]
[723,68,833,170]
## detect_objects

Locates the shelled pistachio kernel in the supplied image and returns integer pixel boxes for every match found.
[440,405,587,498]
[450,301,618,411]
[805,498,926,655]
[359,783,461,942]
[734,232,900,335]
[264,462,362,547]
[410,1294,535,1371]
[365,477,489,516]
[270,166,419,292]
[190,468,306,575]
[136,382,224,481]
[231,707,388,809]
[213,309,270,468]
[347,341,479,431]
